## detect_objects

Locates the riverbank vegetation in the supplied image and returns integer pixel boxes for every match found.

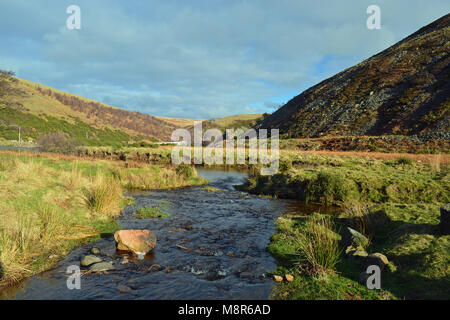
[244,153,449,299]
[0,151,204,289]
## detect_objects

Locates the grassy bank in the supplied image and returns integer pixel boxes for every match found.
[242,153,448,205]
[0,152,204,289]
[241,153,449,299]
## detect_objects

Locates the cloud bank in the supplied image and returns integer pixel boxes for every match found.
[1,0,448,119]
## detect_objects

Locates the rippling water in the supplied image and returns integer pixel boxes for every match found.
[2,168,329,300]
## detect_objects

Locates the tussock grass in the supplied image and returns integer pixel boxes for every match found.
[62,167,85,191]
[82,173,123,217]
[272,215,341,274]
[295,215,341,273]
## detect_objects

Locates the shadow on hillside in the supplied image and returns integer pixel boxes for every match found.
[338,208,439,241]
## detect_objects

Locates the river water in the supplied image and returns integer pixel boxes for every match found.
[2,168,331,300]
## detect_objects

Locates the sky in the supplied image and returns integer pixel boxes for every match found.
[1,0,449,119]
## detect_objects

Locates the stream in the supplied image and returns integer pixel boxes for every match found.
[2,168,332,300]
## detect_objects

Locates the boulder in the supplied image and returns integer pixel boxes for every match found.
[114,229,157,255]
[440,203,450,235]
[364,253,389,272]
[80,255,102,267]
[285,274,294,282]
[89,262,115,272]
[341,227,369,248]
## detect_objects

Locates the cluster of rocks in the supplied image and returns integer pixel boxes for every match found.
[79,229,158,273]
[272,274,294,283]
[80,248,115,272]
[341,227,390,284]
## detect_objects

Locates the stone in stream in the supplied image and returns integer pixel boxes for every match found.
[117,285,133,294]
[90,247,101,255]
[440,203,450,235]
[114,229,157,256]
[89,262,115,272]
[80,255,102,267]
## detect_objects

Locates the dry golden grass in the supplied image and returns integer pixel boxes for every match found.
[281,150,450,165]
[82,173,123,218]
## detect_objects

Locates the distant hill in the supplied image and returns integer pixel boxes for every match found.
[0,77,178,145]
[257,14,450,140]
[155,116,203,129]
[189,114,264,132]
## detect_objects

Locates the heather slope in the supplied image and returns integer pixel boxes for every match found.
[257,14,450,139]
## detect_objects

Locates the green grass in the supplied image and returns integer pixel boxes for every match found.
[242,153,449,206]
[135,204,171,219]
[0,106,133,147]
[257,153,449,300]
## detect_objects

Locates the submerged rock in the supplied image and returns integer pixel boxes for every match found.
[117,285,133,294]
[80,255,102,267]
[114,229,157,256]
[239,272,253,279]
[89,262,115,272]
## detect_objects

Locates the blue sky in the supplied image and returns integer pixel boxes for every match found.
[1,0,449,119]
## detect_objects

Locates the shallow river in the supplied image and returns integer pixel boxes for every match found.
[2,168,331,300]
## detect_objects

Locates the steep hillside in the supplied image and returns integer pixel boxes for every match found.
[257,14,450,139]
[0,76,178,145]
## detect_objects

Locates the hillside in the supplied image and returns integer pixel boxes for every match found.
[257,14,450,140]
[0,76,178,145]
[188,113,263,132]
